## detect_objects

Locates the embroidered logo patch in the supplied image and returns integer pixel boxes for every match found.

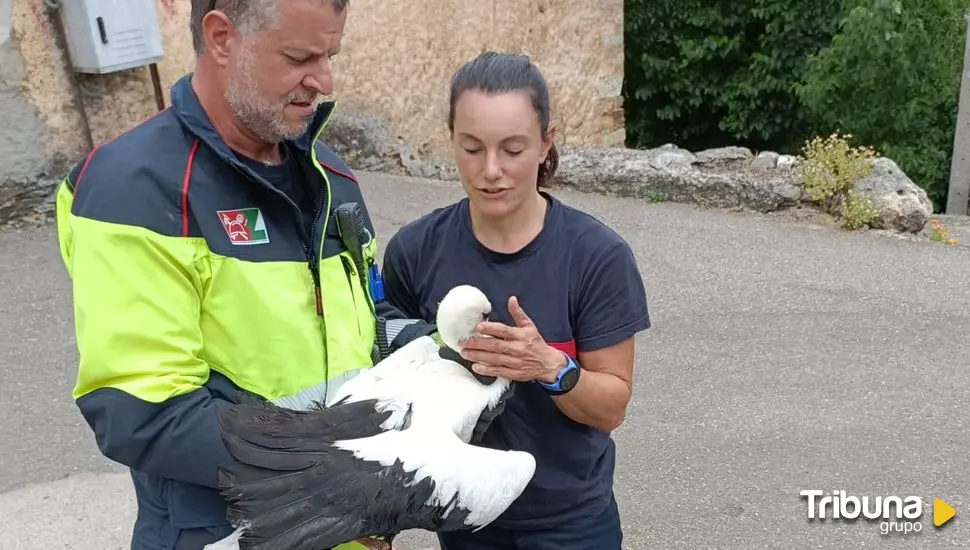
[217,208,269,245]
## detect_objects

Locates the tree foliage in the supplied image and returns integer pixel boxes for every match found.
[623,0,844,153]
[795,0,965,206]
[623,0,967,209]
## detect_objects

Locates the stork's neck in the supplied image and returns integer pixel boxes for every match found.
[436,321,474,354]
[437,345,497,386]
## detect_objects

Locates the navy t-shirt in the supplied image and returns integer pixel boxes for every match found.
[380,192,651,529]
[234,145,317,231]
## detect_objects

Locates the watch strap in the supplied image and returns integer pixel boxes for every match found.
[538,352,579,394]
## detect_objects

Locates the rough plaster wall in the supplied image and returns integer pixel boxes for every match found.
[331,0,625,162]
[12,0,191,150]
[1,0,624,223]
[2,0,193,223]
[0,27,50,182]
[12,0,86,163]
[0,0,61,222]
[153,0,196,102]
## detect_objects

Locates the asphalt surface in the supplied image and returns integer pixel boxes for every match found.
[1,171,969,549]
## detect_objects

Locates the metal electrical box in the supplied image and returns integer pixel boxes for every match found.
[56,0,164,74]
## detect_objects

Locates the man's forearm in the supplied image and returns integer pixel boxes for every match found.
[551,369,631,433]
[77,386,236,488]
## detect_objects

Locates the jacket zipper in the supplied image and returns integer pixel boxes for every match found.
[307,196,327,316]
[308,110,335,318]
[226,154,326,315]
[222,106,338,320]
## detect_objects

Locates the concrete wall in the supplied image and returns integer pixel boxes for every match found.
[0,0,624,223]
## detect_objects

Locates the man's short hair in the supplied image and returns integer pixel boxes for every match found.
[189,0,350,55]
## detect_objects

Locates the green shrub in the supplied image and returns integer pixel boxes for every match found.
[622,0,965,209]
[799,133,879,229]
[794,0,966,210]
[623,0,844,154]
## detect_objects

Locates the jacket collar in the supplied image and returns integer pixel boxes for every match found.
[169,73,335,161]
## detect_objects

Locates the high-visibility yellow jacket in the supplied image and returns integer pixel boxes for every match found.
[55,74,434,549]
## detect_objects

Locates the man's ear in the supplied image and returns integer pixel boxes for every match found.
[202,10,237,67]
[540,122,557,162]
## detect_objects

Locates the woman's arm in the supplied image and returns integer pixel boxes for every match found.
[466,305,639,433]
[543,339,635,433]
[555,240,649,431]
[463,240,650,433]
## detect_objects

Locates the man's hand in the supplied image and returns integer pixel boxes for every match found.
[460,296,566,384]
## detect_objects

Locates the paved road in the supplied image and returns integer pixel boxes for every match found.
[1,172,969,549]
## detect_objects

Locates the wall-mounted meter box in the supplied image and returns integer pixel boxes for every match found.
[56,0,164,74]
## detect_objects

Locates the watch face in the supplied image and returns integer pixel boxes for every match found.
[560,368,580,392]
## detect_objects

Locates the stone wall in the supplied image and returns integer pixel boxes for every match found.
[553,145,935,233]
[330,0,626,161]
[1,0,195,222]
[0,0,625,224]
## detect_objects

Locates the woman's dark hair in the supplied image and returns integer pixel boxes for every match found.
[447,51,559,188]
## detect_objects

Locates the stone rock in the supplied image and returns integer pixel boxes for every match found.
[776,155,798,172]
[321,109,451,180]
[548,144,933,233]
[648,144,694,170]
[751,151,779,170]
[0,149,71,226]
[552,145,803,212]
[0,174,60,226]
[852,157,933,233]
[693,146,753,170]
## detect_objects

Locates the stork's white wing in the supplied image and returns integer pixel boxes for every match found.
[326,336,440,406]
[335,426,537,530]
[325,336,512,441]
[324,335,443,430]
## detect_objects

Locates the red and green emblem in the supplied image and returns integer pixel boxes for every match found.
[217,208,269,245]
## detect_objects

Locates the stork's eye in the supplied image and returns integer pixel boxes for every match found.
[481,312,489,321]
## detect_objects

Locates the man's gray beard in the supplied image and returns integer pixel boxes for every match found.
[225,50,310,144]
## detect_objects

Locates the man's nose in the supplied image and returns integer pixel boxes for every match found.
[302,58,335,96]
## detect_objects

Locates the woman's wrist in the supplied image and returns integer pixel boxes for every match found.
[537,347,568,384]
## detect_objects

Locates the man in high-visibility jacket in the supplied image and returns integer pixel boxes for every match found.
[55,0,437,548]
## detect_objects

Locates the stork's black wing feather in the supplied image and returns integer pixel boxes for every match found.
[216,398,408,550]
[470,381,517,445]
[217,401,535,550]
[223,454,447,550]
[217,398,391,467]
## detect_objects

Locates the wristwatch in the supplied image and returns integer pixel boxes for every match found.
[538,352,580,395]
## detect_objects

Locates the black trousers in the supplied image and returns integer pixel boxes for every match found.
[437,495,623,550]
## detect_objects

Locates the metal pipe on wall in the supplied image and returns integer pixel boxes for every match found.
[148,63,165,111]
[43,0,96,152]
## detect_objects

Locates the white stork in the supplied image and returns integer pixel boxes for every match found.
[205,285,535,550]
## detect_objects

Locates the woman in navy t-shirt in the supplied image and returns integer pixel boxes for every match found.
[380,51,652,550]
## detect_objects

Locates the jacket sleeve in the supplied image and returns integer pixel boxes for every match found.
[56,174,235,489]
[372,233,438,359]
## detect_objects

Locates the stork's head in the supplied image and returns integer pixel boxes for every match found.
[436,285,492,352]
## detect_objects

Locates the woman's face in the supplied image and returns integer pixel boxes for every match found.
[450,89,555,219]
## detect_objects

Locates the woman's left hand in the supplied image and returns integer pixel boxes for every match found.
[459,296,567,384]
